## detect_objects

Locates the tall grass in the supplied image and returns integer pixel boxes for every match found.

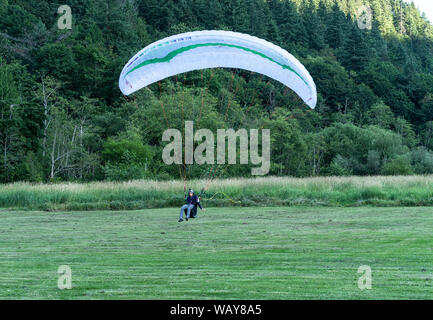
[1,175,433,211]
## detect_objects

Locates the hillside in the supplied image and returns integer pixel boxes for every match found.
[0,0,433,183]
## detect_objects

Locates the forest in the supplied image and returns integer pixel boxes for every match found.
[1,0,433,183]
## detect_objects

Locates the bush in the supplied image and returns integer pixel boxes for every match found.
[326,155,353,176]
[366,150,381,175]
[103,161,148,181]
[382,155,413,175]
[102,134,152,181]
[102,137,151,165]
[22,152,44,182]
[410,147,433,174]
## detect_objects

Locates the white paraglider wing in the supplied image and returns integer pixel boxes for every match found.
[119,30,317,109]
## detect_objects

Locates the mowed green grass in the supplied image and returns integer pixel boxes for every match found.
[1,206,432,299]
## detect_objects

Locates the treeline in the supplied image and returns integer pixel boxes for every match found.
[0,0,433,183]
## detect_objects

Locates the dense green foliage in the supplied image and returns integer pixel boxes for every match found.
[1,206,432,299]
[1,0,433,182]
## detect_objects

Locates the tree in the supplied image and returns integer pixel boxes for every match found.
[421,121,433,151]
[102,130,152,181]
[339,23,369,71]
[325,3,347,49]
[302,4,326,51]
[263,109,307,176]
[393,117,417,148]
[304,56,355,114]
[382,155,413,175]
[410,147,433,174]
[366,102,395,129]
[0,58,25,182]
[34,76,60,158]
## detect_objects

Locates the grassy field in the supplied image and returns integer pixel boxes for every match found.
[2,175,433,211]
[1,206,432,299]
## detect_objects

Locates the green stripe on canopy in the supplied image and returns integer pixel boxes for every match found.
[124,43,310,88]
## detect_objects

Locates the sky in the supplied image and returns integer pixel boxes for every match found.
[405,0,433,24]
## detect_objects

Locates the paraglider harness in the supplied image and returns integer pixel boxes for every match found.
[183,189,202,219]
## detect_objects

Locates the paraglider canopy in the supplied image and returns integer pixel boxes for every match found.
[119,30,317,109]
